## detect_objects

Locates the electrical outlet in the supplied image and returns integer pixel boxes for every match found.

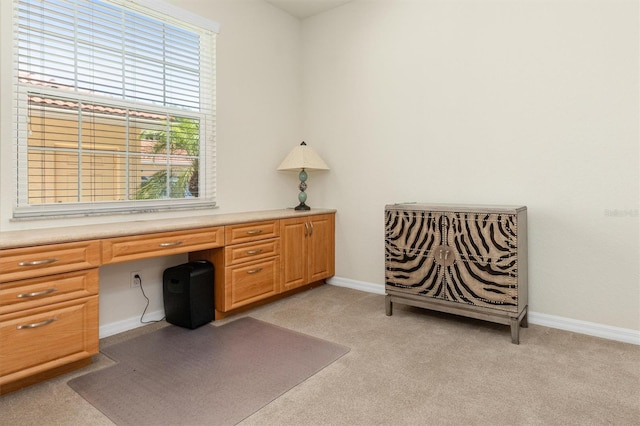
[130,271,141,288]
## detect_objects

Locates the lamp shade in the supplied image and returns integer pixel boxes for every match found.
[277,141,329,171]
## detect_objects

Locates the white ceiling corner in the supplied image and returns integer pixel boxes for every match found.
[264,0,353,19]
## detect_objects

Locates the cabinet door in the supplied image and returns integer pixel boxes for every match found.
[281,214,335,292]
[280,218,308,291]
[386,209,519,312]
[307,214,335,283]
[385,209,446,298]
[445,212,519,312]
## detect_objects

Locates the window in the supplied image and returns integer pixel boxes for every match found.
[12,0,218,218]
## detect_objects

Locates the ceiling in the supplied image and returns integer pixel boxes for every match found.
[264,0,353,19]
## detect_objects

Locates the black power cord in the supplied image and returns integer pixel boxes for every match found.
[135,274,165,324]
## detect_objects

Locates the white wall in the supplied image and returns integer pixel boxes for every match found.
[1,0,638,336]
[181,0,304,213]
[302,0,639,331]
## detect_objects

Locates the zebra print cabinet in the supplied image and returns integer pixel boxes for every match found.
[385,203,528,344]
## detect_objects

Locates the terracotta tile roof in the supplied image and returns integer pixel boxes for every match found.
[20,72,170,121]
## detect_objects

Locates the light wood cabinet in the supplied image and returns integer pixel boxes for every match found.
[191,214,335,316]
[281,214,335,292]
[0,243,99,393]
[1,209,336,393]
[192,221,281,314]
[385,203,528,344]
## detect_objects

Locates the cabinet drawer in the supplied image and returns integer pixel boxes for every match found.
[225,239,279,266]
[0,270,99,316]
[0,241,101,283]
[0,296,99,383]
[223,257,280,311]
[225,221,279,245]
[102,227,224,264]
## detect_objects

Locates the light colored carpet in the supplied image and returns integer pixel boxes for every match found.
[67,317,349,426]
[0,285,639,425]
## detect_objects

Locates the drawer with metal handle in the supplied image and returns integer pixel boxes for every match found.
[0,269,98,315]
[0,241,101,283]
[0,296,98,383]
[225,220,279,245]
[102,226,224,264]
[223,257,280,310]
[224,239,280,266]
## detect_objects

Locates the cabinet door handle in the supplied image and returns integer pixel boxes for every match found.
[17,317,57,330]
[246,230,263,235]
[17,288,57,298]
[304,222,309,237]
[158,241,183,247]
[246,268,263,274]
[18,258,59,267]
[309,221,314,236]
[246,249,263,255]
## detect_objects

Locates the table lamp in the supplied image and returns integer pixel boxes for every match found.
[277,141,329,210]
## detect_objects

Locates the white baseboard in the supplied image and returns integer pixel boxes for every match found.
[327,276,386,295]
[327,276,640,346]
[526,312,640,345]
[99,310,165,339]
[99,278,639,345]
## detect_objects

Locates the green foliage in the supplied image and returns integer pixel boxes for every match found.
[136,117,200,200]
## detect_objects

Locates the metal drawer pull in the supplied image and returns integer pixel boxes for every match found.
[246,230,263,235]
[246,249,263,255]
[17,288,57,298]
[246,268,263,274]
[158,241,183,247]
[18,258,59,267]
[17,318,57,330]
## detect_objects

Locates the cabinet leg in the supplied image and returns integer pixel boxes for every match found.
[385,295,393,316]
[521,308,529,328]
[510,318,520,344]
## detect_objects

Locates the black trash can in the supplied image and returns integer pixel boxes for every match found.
[163,260,214,329]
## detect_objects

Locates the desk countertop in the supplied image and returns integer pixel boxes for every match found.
[0,208,337,250]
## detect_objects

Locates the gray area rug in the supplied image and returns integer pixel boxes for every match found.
[68,317,349,426]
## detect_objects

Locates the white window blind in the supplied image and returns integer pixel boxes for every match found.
[12,0,218,218]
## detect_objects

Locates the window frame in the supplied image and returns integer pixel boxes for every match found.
[11,0,219,220]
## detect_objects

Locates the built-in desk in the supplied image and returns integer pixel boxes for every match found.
[0,209,336,394]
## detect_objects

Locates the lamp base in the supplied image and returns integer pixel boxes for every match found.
[294,202,311,211]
